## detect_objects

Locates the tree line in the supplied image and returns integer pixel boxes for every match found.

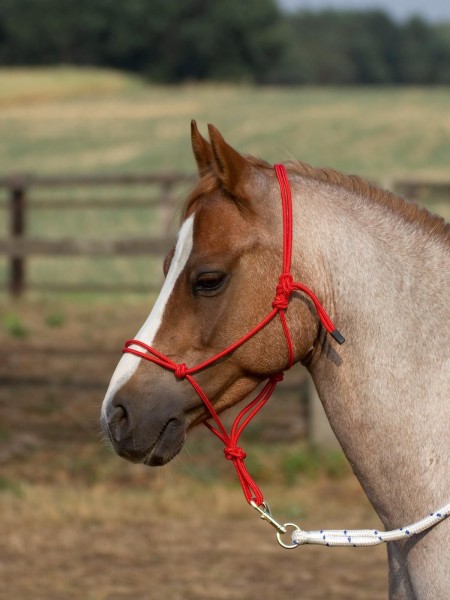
[1,0,449,85]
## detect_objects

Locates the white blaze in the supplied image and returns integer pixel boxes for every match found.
[101,213,195,418]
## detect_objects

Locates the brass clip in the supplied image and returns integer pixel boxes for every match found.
[250,500,287,534]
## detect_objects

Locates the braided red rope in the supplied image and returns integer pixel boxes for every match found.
[123,164,344,505]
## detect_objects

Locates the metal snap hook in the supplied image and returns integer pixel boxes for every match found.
[250,501,301,549]
[250,500,287,534]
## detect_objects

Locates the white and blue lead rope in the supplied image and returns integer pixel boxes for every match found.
[290,502,450,548]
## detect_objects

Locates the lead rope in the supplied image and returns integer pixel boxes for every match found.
[281,504,450,550]
[123,164,449,549]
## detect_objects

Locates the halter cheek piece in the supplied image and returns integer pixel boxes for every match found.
[123,164,344,507]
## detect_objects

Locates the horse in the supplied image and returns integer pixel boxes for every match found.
[101,122,449,599]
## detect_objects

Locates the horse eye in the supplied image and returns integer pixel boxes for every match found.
[193,272,227,295]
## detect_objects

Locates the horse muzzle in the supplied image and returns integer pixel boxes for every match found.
[101,391,187,466]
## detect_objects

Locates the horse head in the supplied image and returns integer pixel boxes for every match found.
[101,122,321,467]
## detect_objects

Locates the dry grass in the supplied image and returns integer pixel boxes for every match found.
[0,68,449,179]
[0,479,387,600]
[0,67,139,106]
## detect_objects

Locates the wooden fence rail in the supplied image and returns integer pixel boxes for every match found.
[1,173,447,448]
[0,172,194,297]
[0,173,448,297]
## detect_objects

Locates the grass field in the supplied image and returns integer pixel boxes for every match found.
[1,67,450,179]
[0,67,449,297]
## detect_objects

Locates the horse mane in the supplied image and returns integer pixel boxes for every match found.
[285,160,450,242]
[184,156,449,242]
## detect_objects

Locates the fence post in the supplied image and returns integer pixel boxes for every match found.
[308,375,340,450]
[9,179,27,297]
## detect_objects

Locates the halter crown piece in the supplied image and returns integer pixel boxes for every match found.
[123,164,344,507]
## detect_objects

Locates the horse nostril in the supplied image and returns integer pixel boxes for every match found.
[116,404,127,423]
[109,403,130,442]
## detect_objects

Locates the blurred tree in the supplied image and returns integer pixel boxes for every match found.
[139,0,285,82]
[399,16,450,84]
[273,10,403,85]
[0,0,285,82]
[0,1,449,85]
[348,11,402,84]
[435,24,450,83]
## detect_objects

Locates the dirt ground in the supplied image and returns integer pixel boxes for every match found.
[0,300,388,600]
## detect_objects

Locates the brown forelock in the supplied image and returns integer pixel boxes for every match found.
[286,160,449,241]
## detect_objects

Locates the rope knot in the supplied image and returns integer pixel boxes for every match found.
[174,363,188,379]
[271,373,284,383]
[224,446,247,461]
[272,273,294,310]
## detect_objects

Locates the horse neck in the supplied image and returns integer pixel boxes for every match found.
[290,177,449,527]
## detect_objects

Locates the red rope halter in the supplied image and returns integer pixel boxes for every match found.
[123,164,344,506]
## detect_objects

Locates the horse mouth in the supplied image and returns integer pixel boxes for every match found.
[142,405,210,466]
[102,404,206,467]
[187,408,210,429]
[143,417,186,466]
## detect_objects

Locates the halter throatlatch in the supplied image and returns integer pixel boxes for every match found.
[123,164,344,507]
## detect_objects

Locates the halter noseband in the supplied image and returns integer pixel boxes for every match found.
[123,164,344,507]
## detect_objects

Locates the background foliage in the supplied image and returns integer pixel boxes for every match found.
[1,0,450,84]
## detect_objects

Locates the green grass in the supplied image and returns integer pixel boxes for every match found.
[1,68,450,179]
[2,313,29,338]
[282,447,348,484]
[0,68,448,297]
[44,310,66,328]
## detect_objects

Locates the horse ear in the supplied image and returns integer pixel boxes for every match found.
[191,120,213,177]
[207,124,250,193]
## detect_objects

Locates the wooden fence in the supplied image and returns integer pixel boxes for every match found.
[1,173,448,448]
[0,173,448,297]
[0,172,194,296]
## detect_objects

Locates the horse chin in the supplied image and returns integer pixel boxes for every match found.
[142,417,186,466]
[140,405,210,465]
[142,407,208,466]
